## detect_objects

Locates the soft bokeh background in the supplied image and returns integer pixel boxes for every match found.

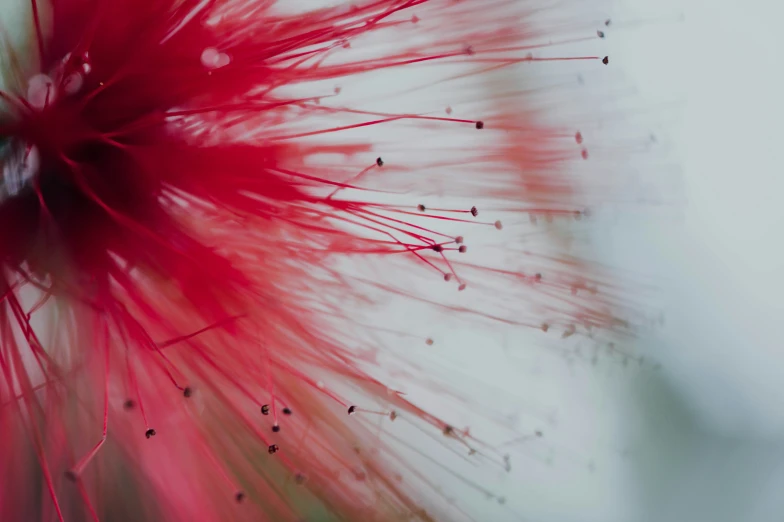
[600,0,784,521]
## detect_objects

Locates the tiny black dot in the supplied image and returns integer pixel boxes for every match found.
[376,157,384,167]
[145,428,156,439]
[123,399,135,410]
[470,206,478,217]
[183,387,192,398]
[261,404,270,415]
[272,425,280,433]
[597,30,605,38]
[348,405,356,415]
[431,245,443,253]
[602,56,609,65]
[235,491,245,503]
[282,407,292,415]
[268,444,279,454]
[475,121,484,129]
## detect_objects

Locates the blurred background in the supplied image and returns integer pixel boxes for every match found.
[598,0,784,521]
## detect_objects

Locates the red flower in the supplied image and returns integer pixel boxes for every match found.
[0,0,630,520]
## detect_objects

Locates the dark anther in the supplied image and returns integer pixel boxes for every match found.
[417,204,426,212]
[443,425,454,436]
[145,428,156,439]
[597,30,605,38]
[261,404,270,415]
[376,157,384,167]
[294,473,306,485]
[602,56,609,65]
[475,120,484,129]
[235,491,245,503]
[348,405,357,415]
[282,407,292,415]
[535,273,542,281]
[183,387,192,398]
[470,206,478,217]
[272,425,280,433]
[535,430,543,437]
[431,245,443,253]
[458,245,467,253]
[123,399,135,410]
[605,18,611,26]
[65,470,78,482]
[268,444,279,454]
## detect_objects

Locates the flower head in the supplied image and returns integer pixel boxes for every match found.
[0,0,639,520]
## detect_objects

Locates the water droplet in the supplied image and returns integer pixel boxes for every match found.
[27,74,55,109]
[63,72,84,95]
[201,48,231,69]
[215,53,230,68]
[201,47,219,66]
